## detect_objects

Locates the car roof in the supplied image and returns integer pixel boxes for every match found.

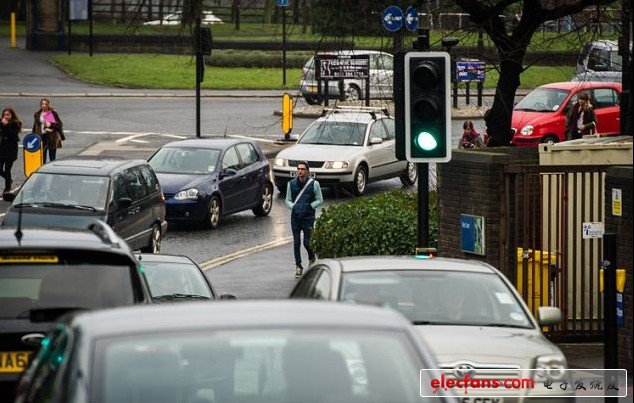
[73,300,412,338]
[160,138,248,150]
[137,253,195,265]
[539,81,622,91]
[35,156,147,176]
[319,256,497,274]
[0,227,129,252]
[319,112,389,124]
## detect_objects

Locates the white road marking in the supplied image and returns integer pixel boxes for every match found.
[130,139,149,143]
[200,236,292,271]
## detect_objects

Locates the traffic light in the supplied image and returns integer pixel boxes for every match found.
[404,52,451,162]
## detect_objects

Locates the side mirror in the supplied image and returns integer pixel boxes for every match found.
[220,168,237,179]
[537,306,561,326]
[117,197,132,209]
[220,293,237,300]
[21,333,45,347]
[2,192,16,202]
[369,137,383,145]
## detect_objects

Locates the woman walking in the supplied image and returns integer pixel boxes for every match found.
[32,98,65,162]
[566,92,597,140]
[0,107,21,193]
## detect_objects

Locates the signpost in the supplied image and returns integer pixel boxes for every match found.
[404,7,419,32]
[460,214,486,255]
[279,0,288,86]
[315,54,370,106]
[23,134,43,177]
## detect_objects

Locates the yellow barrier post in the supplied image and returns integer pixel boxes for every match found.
[282,93,293,141]
[10,12,16,48]
[23,134,44,177]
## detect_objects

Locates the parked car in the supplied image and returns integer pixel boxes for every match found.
[290,256,572,401]
[137,253,235,302]
[572,40,622,83]
[300,50,393,105]
[0,221,151,400]
[273,107,416,196]
[13,301,453,403]
[2,157,167,253]
[143,10,223,25]
[510,81,621,147]
[147,138,273,228]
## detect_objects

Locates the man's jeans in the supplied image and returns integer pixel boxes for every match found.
[292,226,315,268]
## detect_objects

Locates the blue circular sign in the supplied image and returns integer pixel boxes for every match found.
[404,6,420,32]
[23,133,42,152]
[381,6,403,33]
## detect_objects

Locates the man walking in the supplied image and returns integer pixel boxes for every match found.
[286,161,323,278]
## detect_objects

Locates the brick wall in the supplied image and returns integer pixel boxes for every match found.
[605,167,633,371]
[437,147,538,276]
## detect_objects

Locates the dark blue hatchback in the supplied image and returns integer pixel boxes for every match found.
[148,138,273,228]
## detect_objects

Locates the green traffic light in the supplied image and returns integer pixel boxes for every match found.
[415,131,438,151]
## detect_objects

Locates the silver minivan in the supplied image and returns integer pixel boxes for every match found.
[299,50,393,105]
[572,39,622,82]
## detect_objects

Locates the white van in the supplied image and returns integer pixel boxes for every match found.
[572,40,622,82]
[299,50,393,105]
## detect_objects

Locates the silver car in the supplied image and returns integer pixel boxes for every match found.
[272,107,417,196]
[290,256,573,402]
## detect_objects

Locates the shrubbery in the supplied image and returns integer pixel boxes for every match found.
[205,50,313,68]
[312,190,437,258]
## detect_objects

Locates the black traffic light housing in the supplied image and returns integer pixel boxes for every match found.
[403,52,451,162]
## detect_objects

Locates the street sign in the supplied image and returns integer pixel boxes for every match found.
[456,60,486,83]
[23,133,43,177]
[381,6,403,32]
[278,0,288,6]
[282,93,293,139]
[315,54,369,80]
[582,222,604,239]
[460,214,486,255]
[404,6,419,32]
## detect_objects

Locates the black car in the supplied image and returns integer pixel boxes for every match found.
[0,221,152,399]
[2,157,168,253]
[147,138,273,228]
[137,253,235,302]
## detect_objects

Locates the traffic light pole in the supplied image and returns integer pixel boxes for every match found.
[416,28,430,248]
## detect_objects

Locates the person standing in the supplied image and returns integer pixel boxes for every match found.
[32,98,65,163]
[285,161,323,278]
[566,92,597,140]
[0,107,21,193]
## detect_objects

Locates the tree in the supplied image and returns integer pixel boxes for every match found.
[452,0,617,146]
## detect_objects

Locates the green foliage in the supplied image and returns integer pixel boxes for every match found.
[312,0,412,36]
[312,190,438,258]
[205,50,314,68]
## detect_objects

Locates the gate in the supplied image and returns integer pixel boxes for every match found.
[502,164,616,342]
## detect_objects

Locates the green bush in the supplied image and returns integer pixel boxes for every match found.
[205,50,313,68]
[312,190,438,258]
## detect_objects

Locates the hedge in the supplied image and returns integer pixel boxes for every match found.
[205,50,313,68]
[312,190,438,258]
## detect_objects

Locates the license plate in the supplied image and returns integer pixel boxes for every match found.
[0,351,34,373]
[459,398,503,403]
[291,172,316,179]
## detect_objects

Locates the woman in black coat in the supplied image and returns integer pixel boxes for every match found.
[0,107,21,193]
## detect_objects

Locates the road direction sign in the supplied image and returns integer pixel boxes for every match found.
[404,6,419,31]
[381,6,403,32]
[22,133,43,177]
[278,0,288,6]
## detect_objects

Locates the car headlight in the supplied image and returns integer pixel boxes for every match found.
[324,161,349,169]
[174,188,199,200]
[534,354,567,382]
[274,158,288,167]
[520,125,534,136]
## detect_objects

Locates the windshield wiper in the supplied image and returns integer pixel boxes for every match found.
[38,202,97,211]
[152,293,210,301]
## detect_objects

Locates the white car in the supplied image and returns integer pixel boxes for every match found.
[144,11,223,26]
[273,107,416,196]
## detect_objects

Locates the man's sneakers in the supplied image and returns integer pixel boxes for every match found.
[295,266,303,279]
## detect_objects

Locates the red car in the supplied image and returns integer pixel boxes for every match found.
[511,81,621,147]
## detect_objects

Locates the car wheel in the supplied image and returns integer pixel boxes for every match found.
[140,225,161,254]
[252,184,273,217]
[304,95,322,105]
[206,196,221,229]
[352,165,367,196]
[345,85,361,102]
[400,162,417,187]
[541,135,559,144]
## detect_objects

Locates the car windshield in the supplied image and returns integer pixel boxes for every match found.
[340,270,532,328]
[514,88,570,112]
[142,261,213,299]
[299,121,366,146]
[149,147,221,175]
[0,262,135,319]
[96,329,427,403]
[13,173,109,210]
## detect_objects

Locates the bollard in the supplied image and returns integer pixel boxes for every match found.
[10,12,16,48]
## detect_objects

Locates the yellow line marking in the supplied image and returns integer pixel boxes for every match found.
[200,236,292,271]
